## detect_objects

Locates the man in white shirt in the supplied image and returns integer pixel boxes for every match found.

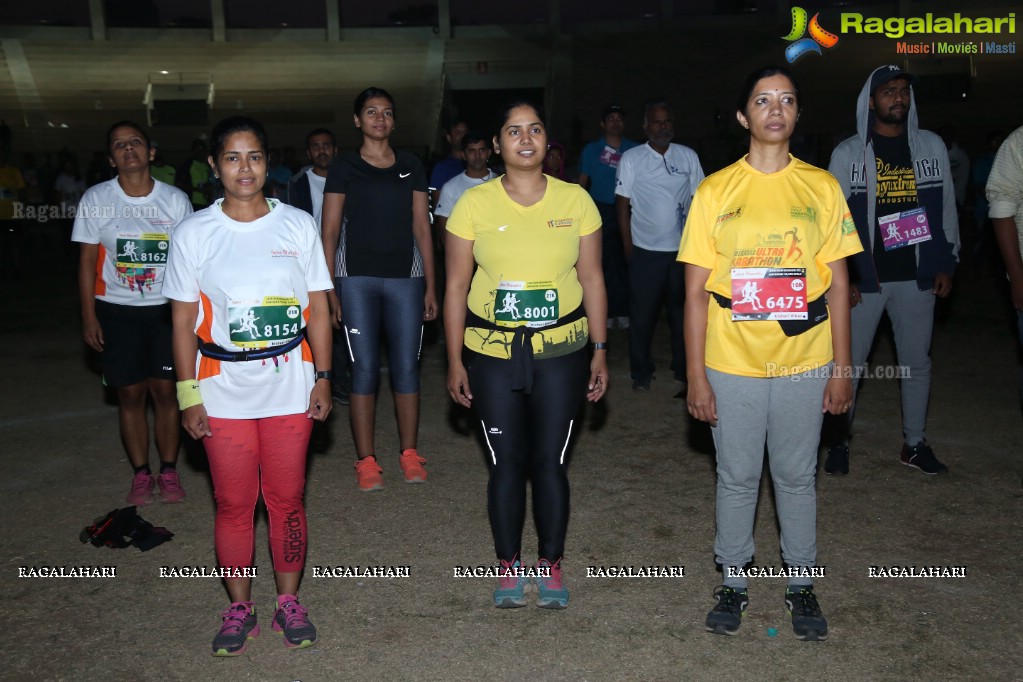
[433,131,497,232]
[988,124,1023,406]
[432,130,496,339]
[616,100,704,394]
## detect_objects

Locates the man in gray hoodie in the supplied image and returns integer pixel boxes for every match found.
[824,65,960,476]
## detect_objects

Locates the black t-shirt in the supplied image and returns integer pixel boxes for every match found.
[871,132,918,283]
[324,149,428,278]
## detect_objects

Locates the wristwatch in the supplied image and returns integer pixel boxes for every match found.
[314,370,334,382]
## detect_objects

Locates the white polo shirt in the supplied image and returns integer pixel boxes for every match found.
[616,142,704,252]
[434,169,498,218]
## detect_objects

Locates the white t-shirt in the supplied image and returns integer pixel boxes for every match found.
[434,170,498,218]
[71,178,192,306]
[162,199,334,419]
[306,169,327,233]
[54,173,86,212]
[615,142,704,252]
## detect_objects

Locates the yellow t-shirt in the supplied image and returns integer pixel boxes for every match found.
[678,155,862,378]
[446,175,601,359]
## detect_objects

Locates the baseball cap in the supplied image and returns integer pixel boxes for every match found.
[602,104,624,119]
[870,65,918,94]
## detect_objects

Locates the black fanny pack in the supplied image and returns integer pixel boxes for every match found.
[79,506,174,551]
[199,331,305,362]
[465,305,586,394]
[712,293,829,337]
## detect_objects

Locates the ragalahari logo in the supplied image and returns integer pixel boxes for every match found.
[783,7,840,63]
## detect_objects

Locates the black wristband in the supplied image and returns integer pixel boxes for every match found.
[314,370,334,382]
[591,342,608,351]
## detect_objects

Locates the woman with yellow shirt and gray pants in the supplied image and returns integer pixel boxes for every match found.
[680,67,862,641]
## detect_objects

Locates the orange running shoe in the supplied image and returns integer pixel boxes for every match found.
[354,456,384,492]
[399,448,428,483]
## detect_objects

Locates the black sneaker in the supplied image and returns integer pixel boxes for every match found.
[785,586,828,641]
[212,602,259,656]
[824,444,849,475]
[632,379,650,392]
[272,596,317,649]
[705,586,748,636]
[900,441,948,475]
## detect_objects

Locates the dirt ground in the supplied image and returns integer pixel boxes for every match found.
[2,235,1022,682]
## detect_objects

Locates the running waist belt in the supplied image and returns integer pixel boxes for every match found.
[712,292,829,337]
[199,331,305,362]
[465,305,586,394]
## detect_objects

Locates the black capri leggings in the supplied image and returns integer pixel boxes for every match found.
[466,347,589,563]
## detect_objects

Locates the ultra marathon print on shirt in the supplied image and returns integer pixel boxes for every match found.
[720,204,850,322]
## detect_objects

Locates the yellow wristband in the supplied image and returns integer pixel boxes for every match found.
[176,380,203,411]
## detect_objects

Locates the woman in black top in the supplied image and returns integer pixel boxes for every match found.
[321,87,437,491]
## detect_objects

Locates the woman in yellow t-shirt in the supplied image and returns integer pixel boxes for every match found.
[678,66,862,641]
[445,101,608,609]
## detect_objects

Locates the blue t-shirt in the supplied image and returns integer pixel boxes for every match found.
[579,136,638,204]
[429,156,466,193]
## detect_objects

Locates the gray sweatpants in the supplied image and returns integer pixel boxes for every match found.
[849,281,935,446]
[708,366,827,589]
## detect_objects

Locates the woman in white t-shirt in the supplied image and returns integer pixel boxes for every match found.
[71,120,192,507]
[163,116,334,656]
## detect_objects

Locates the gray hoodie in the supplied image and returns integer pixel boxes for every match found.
[828,66,960,293]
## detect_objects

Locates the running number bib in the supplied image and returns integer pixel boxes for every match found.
[730,268,807,321]
[114,233,169,297]
[492,281,559,328]
[229,296,303,349]
[878,207,932,251]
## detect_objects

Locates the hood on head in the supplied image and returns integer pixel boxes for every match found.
[856,65,920,144]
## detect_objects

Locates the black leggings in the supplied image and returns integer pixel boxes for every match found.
[467,348,588,563]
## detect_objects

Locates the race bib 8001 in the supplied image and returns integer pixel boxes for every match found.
[492,281,559,328]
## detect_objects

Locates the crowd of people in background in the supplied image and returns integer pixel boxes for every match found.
[9,64,1023,653]
[0,111,1009,289]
